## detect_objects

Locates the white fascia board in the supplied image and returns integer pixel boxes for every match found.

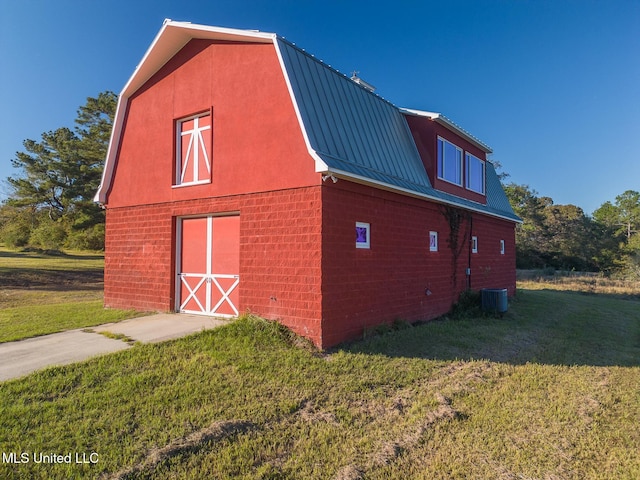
[320,167,522,224]
[272,39,330,173]
[95,21,277,205]
[94,95,128,203]
[122,22,275,99]
[400,108,492,154]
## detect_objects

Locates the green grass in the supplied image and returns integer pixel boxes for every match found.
[0,245,145,342]
[0,301,144,343]
[0,289,639,479]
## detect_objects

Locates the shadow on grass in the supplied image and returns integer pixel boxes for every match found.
[0,249,104,261]
[0,267,104,290]
[341,289,640,368]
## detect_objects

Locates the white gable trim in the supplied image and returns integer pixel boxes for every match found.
[95,21,277,204]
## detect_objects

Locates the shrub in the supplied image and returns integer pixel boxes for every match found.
[450,289,483,320]
[28,219,68,250]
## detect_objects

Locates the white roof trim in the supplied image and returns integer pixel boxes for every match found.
[95,21,277,203]
[272,39,330,173]
[400,108,492,154]
[321,167,521,223]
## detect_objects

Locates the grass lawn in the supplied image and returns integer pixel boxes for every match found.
[0,285,639,479]
[0,246,145,342]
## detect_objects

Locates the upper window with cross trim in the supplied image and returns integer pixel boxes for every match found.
[175,112,212,186]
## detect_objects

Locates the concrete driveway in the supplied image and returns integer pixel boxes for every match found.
[0,314,228,382]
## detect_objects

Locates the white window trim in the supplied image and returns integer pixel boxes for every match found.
[500,239,505,255]
[437,136,463,187]
[465,152,486,195]
[175,112,212,187]
[429,231,438,252]
[356,222,370,249]
[472,236,478,253]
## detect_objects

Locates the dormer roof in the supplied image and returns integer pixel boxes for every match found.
[400,108,493,154]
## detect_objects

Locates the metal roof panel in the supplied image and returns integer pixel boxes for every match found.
[276,38,431,190]
[277,38,519,222]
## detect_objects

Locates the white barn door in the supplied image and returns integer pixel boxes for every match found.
[177,215,240,317]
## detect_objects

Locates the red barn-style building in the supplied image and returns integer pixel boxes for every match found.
[95,21,521,349]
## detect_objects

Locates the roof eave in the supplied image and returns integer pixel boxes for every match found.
[400,108,493,154]
[320,167,522,224]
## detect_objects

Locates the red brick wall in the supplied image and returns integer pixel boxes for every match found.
[239,187,323,346]
[320,180,516,347]
[468,215,517,295]
[104,186,324,346]
[104,204,174,312]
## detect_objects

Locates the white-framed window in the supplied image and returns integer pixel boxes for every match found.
[356,222,370,249]
[500,239,505,255]
[471,236,478,253]
[175,112,212,186]
[465,153,485,194]
[437,137,463,186]
[429,231,438,252]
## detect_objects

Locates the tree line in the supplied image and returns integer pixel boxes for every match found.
[504,183,639,279]
[0,91,116,250]
[0,90,638,280]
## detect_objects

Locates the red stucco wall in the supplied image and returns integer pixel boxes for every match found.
[103,39,325,345]
[105,39,319,209]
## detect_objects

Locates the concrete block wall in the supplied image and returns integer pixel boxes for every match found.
[104,181,515,349]
[104,186,324,346]
[319,180,516,347]
[469,215,517,295]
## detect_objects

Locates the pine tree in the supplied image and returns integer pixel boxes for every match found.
[2,91,117,250]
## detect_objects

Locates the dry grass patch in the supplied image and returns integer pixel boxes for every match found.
[518,269,640,298]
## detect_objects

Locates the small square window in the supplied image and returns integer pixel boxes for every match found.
[471,236,478,253]
[429,231,438,252]
[356,222,370,249]
[500,239,505,255]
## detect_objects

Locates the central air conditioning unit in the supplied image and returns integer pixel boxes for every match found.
[481,288,508,313]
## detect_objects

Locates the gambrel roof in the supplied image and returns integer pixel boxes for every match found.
[96,20,520,223]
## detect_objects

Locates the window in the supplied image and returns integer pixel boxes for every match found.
[429,231,438,252]
[465,153,485,194]
[356,222,370,249]
[500,239,505,255]
[175,112,212,186]
[471,236,478,253]
[437,137,462,186]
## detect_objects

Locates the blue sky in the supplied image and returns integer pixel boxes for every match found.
[1,0,638,214]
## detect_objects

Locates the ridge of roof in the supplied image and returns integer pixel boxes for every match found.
[275,39,519,223]
[275,36,398,108]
